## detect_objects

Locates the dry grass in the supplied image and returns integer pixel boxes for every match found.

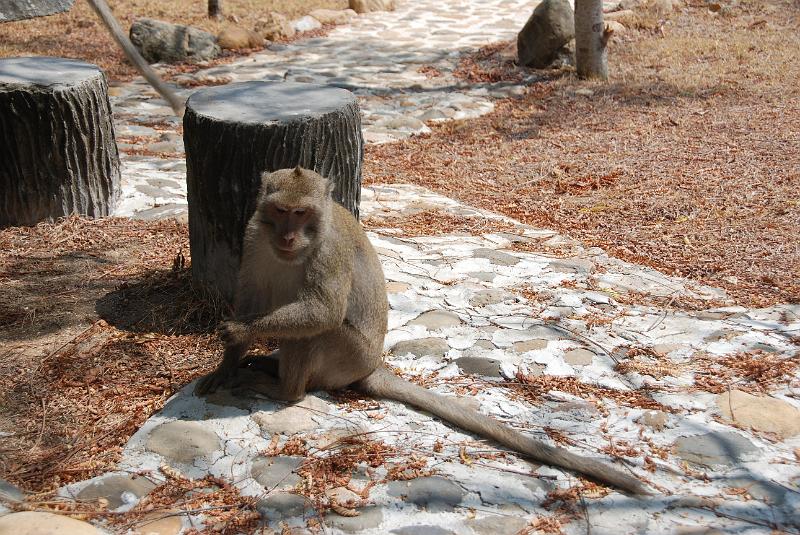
[0,217,226,492]
[362,209,520,237]
[365,0,800,307]
[0,0,346,80]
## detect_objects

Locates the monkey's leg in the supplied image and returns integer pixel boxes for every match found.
[235,343,314,402]
[196,342,248,395]
[240,352,280,378]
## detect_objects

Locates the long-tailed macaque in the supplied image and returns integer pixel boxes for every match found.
[196,167,649,496]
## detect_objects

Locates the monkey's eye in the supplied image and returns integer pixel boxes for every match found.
[275,207,288,214]
[293,209,306,216]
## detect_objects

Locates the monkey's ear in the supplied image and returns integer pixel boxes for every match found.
[292,165,304,177]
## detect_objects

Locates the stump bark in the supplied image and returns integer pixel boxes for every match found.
[184,81,364,301]
[0,57,120,227]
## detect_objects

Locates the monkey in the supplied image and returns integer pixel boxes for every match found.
[195,167,650,496]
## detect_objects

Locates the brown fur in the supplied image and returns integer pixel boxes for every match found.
[196,167,650,496]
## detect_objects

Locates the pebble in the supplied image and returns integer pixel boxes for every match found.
[132,513,183,535]
[252,395,330,435]
[326,505,385,532]
[455,356,503,377]
[0,512,99,535]
[472,248,520,266]
[76,474,156,509]
[673,431,759,467]
[387,477,465,512]
[257,492,314,520]
[391,337,450,358]
[145,421,219,464]
[408,310,463,329]
[563,348,595,366]
[251,456,304,490]
[469,289,509,307]
[717,390,800,439]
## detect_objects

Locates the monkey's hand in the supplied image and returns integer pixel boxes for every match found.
[217,320,252,347]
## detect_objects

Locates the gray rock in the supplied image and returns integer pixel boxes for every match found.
[473,339,496,350]
[129,18,220,64]
[0,0,74,22]
[252,395,330,435]
[76,474,156,509]
[326,505,384,532]
[673,431,759,467]
[309,8,357,25]
[255,12,296,40]
[387,477,465,512]
[257,492,313,520]
[391,527,455,535]
[517,0,575,68]
[455,356,502,377]
[293,15,322,32]
[145,420,220,464]
[408,310,462,330]
[391,337,450,359]
[467,271,496,282]
[473,248,519,266]
[251,456,304,490]
[468,515,529,535]
[563,348,595,366]
[469,289,509,307]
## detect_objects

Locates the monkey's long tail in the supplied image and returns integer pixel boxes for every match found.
[356,367,650,496]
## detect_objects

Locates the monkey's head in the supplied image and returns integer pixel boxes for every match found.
[255,167,333,264]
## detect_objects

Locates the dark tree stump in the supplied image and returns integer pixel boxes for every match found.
[0,57,120,227]
[184,81,364,301]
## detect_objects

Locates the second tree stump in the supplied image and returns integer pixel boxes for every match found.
[184,81,364,302]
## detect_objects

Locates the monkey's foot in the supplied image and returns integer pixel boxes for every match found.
[195,367,238,395]
[231,369,303,402]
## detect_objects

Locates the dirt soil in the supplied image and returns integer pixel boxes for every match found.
[0,0,347,80]
[365,0,800,307]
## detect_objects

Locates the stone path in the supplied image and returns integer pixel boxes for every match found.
[3,1,800,534]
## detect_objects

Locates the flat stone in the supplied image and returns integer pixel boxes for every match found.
[512,339,548,352]
[724,476,788,505]
[132,513,183,535]
[455,356,502,378]
[0,512,99,534]
[251,456,304,490]
[473,339,496,350]
[673,431,759,467]
[386,281,411,293]
[550,258,594,274]
[326,505,384,532]
[408,310,462,330]
[76,474,157,509]
[257,492,313,520]
[468,515,529,535]
[145,421,220,464]
[473,248,519,266]
[652,343,684,356]
[391,527,455,535]
[563,348,595,366]
[390,337,450,359]
[717,390,800,439]
[253,395,330,435]
[469,289,509,307]
[467,272,496,282]
[387,476,465,512]
[638,410,670,431]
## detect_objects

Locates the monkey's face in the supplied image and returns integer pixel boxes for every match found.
[259,200,322,263]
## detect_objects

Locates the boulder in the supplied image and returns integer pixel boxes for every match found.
[129,18,220,63]
[349,0,396,14]
[517,0,575,68]
[309,8,358,25]
[0,512,98,535]
[254,12,296,40]
[217,25,264,50]
[717,390,800,439]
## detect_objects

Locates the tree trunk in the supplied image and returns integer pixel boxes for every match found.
[0,57,120,227]
[208,0,222,18]
[575,0,609,80]
[184,81,364,302]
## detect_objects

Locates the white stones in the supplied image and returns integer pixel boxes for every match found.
[717,390,800,439]
[252,395,330,435]
[386,477,466,512]
[145,420,220,464]
[0,512,99,535]
[408,310,463,329]
[75,474,156,509]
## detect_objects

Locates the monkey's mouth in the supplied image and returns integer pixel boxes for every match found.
[275,247,298,260]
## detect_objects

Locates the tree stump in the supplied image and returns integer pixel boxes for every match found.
[0,57,120,227]
[184,81,364,302]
